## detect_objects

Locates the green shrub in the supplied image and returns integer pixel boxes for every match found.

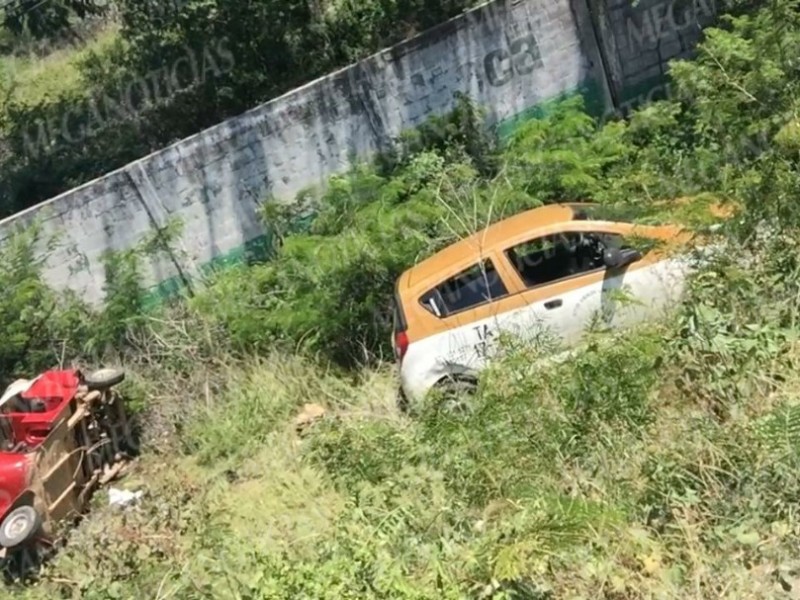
[0,223,91,376]
[416,328,663,507]
[306,418,421,494]
[180,357,353,464]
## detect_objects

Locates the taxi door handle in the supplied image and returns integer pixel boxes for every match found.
[544,298,563,310]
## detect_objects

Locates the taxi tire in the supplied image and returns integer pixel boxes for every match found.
[436,376,478,415]
[396,386,410,413]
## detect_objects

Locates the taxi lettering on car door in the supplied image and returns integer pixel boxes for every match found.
[472,323,495,360]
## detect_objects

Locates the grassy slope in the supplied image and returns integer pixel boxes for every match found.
[14,327,800,599]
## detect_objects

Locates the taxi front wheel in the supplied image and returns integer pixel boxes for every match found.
[396,386,410,413]
[434,376,478,415]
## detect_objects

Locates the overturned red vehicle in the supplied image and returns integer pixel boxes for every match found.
[0,367,130,557]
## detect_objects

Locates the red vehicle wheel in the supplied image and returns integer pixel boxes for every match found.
[0,506,41,548]
[84,368,125,391]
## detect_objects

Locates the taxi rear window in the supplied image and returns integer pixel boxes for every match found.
[420,259,508,318]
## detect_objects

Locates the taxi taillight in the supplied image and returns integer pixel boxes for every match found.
[395,331,409,362]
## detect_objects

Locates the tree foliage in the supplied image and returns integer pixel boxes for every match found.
[2,0,105,40]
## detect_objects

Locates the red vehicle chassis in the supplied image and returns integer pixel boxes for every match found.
[0,368,129,557]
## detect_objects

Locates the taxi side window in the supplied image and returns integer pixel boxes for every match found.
[420,259,508,318]
[506,231,627,289]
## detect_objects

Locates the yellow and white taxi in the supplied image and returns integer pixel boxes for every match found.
[391,202,706,408]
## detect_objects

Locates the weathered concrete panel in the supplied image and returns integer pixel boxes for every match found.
[595,0,718,108]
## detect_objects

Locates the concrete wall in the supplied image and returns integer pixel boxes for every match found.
[592,0,718,109]
[0,0,718,305]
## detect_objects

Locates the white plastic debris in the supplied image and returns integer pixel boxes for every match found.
[108,487,143,508]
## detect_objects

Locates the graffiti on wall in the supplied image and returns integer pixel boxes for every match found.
[626,0,717,52]
[483,32,544,87]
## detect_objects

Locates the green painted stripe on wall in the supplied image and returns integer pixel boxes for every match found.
[140,232,276,310]
[494,77,606,141]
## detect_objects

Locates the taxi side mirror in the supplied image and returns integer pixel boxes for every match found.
[603,247,642,269]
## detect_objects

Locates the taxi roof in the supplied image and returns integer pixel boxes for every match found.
[399,203,587,293]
